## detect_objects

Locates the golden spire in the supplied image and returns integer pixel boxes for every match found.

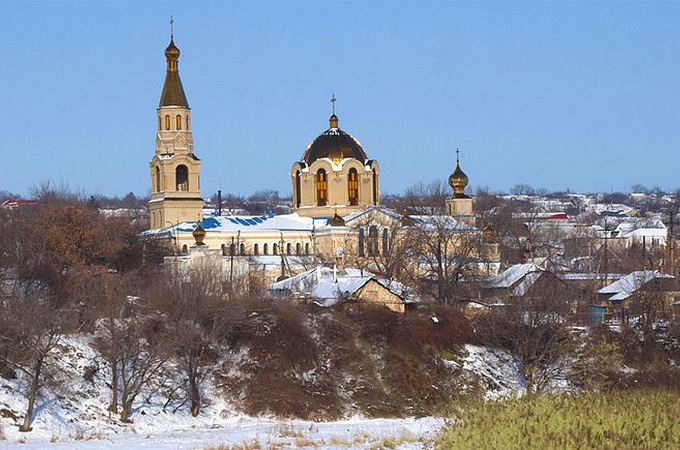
[159,18,189,108]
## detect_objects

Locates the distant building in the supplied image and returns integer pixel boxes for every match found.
[268,266,418,314]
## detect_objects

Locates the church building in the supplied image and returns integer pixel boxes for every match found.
[144,35,499,283]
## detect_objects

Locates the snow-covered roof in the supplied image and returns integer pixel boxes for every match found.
[618,228,667,240]
[482,263,542,289]
[558,273,623,281]
[268,266,373,306]
[599,270,674,301]
[145,213,330,235]
[268,266,419,306]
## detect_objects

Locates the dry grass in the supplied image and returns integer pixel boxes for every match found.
[204,440,262,450]
[293,436,320,447]
[73,429,106,441]
[275,423,306,438]
[439,389,680,449]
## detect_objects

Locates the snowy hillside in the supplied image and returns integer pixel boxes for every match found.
[0,333,523,447]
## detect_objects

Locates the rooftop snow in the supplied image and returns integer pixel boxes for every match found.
[599,270,674,301]
[482,263,542,289]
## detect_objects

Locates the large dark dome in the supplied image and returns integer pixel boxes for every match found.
[301,115,368,165]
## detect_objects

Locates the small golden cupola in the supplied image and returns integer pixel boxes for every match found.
[448,149,470,199]
[445,148,475,225]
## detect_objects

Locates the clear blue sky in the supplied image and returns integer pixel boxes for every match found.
[2,2,679,198]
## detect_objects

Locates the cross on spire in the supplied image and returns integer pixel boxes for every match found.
[456,148,460,165]
[170,15,174,40]
[330,94,337,115]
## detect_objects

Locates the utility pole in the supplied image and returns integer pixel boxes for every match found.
[668,203,677,276]
[602,213,609,288]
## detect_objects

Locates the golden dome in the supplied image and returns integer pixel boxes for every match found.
[329,211,346,226]
[192,224,206,246]
[165,39,180,59]
[448,150,470,198]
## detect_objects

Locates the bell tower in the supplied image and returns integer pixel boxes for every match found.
[149,27,203,230]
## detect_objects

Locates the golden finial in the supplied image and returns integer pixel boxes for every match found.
[329,94,339,128]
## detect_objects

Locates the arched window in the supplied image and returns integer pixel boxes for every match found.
[382,228,389,256]
[287,243,292,255]
[316,169,328,206]
[295,171,301,208]
[305,243,310,255]
[158,116,162,131]
[181,244,188,254]
[273,243,278,255]
[263,243,268,255]
[186,116,190,130]
[358,229,365,257]
[372,169,379,205]
[165,115,171,130]
[254,243,259,255]
[348,168,359,206]
[296,243,301,255]
[240,243,245,255]
[176,165,189,191]
[221,244,227,256]
[368,226,379,256]
[155,166,161,192]
[176,115,182,130]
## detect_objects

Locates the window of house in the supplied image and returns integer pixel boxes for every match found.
[295,171,302,208]
[372,169,378,205]
[358,229,365,257]
[165,115,171,130]
[176,165,189,191]
[348,168,359,206]
[382,228,389,256]
[368,226,379,256]
[155,166,161,192]
[316,169,328,206]
[176,115,182,130]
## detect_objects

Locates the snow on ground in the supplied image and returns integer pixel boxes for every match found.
[461,345,525,399]
[1,417,447,449]
[0,335,523,448]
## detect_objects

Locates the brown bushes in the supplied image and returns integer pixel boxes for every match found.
[216,302,475,419]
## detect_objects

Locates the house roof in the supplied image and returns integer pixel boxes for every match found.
[482,263,542,290]
[598,270,674,301]
[268,266,419,306]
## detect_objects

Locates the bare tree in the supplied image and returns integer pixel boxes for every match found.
[148,261,225,416]
[411,215,485,304]
[474,278,576,393]
[0,293,62,432]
